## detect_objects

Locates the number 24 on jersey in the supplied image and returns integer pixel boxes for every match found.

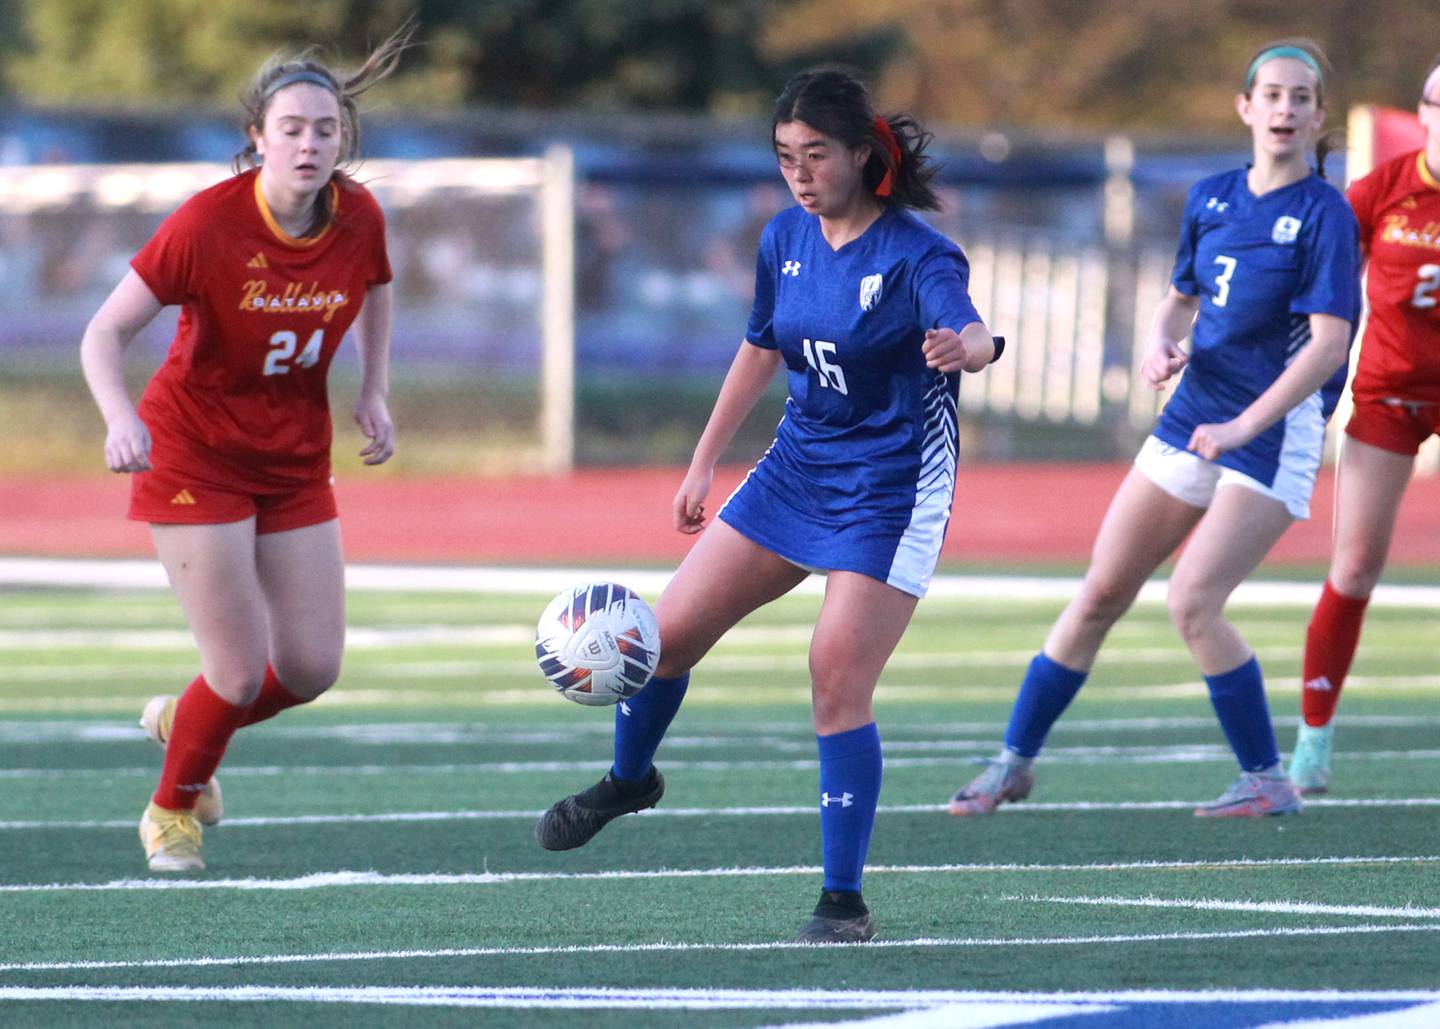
[263,329,323,376]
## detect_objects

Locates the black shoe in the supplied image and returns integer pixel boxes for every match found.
[535,767,665,851]
[794,889,876,944]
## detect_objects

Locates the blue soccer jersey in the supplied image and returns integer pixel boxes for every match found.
[718,205,982,597]
[1155,169,1361,486]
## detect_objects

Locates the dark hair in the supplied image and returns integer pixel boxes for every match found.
[233,18,416,234]
[1241,37,1341,179]
[772,68,941,212]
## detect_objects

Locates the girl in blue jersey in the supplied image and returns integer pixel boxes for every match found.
[536,68,999,943]
[949,39,1360,819]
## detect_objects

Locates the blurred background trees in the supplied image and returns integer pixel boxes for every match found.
[3,0,1436,131]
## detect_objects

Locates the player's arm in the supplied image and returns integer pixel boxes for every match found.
[674,340,783,533]
[921,321,996,373]
[1140,286,1200,389]
[79,270,164,473]
[1187,312,1351,461]
[353,281,396,465]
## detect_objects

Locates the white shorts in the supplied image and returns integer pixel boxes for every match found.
[1133,435,1313,520]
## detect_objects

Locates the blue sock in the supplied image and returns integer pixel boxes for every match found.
[817,723,882,894]
[612,672,688,781]
[1003,653,1088,758]
[1204,656,1280,772]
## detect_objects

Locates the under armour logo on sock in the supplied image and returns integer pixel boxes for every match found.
[821,792,853,808]
[1305,676,1335,692]
[619,701,633,716]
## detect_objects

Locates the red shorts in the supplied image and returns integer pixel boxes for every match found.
[1344,398,1440,457]
[129,467,338,534]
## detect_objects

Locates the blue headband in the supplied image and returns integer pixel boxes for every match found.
[263,70,337,99]
[1245,46,1323,92]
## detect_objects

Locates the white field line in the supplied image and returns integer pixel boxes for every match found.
[1013,894,1440,919]
[10,556,1440,609]
[8,748,1440,782]
[4,984,1440,1011]
[4,856,1439,893]
[5,797,1440,832]
[6,927,1440,976]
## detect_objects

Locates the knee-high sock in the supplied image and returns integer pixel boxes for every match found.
[612,673,688,781]
[1003,653,1088,758]
[818,723,883,894]
[153,676,249,810]
[238,665,307,727]
[1205,656,1279,772]
[1301,580,1370,728]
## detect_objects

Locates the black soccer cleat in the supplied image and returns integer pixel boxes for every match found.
[535,767,665,851]
[794,889,876,944]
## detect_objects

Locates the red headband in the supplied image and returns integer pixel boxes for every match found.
[873,116,901,197]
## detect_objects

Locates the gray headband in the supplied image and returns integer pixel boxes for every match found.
[263,70,338,100]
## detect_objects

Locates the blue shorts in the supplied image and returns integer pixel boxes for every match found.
[717,457,953,598]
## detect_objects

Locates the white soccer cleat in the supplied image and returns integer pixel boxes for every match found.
[1194,772,1302,818]
[140,695,224,826]
[1288,722,1334,796]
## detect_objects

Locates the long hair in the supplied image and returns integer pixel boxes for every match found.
[1241,37,1340,179]
[234,18,417,234]
[772,68,941,212]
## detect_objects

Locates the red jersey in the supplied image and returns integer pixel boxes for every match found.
[131,169,391,490]
[1347,150,1440,403]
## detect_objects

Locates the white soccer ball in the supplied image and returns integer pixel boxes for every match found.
[535,582,661,706]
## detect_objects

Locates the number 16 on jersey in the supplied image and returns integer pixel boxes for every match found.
[803,337,848,394]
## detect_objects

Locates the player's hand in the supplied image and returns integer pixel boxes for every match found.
[1142,341,1188,389]
[103,411,152,473]
[922,328,968,373]
[355,394,396,466]
[673,466,714,534]
[1187,419,1252,461]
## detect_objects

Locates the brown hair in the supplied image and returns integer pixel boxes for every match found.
[1241,37,1341,179]
[234,19,416,234]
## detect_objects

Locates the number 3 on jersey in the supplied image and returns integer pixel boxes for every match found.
[803,338,848,395]
[263,329,323,376]
[1212,255,1238,307]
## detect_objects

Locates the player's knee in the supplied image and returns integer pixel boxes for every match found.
[1166,587,1219,644]
[1072,577,1133,627]
[272,653,342,700]
[1330,548,1386,598]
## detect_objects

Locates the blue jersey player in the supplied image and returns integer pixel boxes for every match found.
[949,38,1360,820]
[536,68,999,943]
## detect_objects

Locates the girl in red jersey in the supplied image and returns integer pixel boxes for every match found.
[1289,55,1440,794]
[79,27,412,871]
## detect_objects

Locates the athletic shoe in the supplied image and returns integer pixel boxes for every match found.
[948,758,1035,816]
[535,767,665,851]
[1288,722,1334,796]
[795,889,876,944]
[139,802,204,871]
[1193,773,1302,818]
[140,695,224,826]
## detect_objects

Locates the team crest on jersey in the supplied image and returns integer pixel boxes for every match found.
[1271,215,1302,244]
[859,273,883,311]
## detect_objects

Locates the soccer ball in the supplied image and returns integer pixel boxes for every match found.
[535,582,661,706]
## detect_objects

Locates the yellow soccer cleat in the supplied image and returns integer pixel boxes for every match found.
[139,695,224,826]
[139,802,204,872]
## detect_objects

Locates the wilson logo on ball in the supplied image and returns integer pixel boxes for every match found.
[535,582,661,706]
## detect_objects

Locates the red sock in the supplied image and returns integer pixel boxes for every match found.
[238,665,307,727]
[152,676,249,811]
[1301,580,1370,727]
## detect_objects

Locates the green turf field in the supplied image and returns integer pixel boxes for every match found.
[2,575,1438,1026]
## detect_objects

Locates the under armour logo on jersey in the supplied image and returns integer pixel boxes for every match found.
[1205,197,1230,213]
[821,792,853,808]
[859,273,883,311]
[1272,215,1303,244]
[781,260,802,277]
[1305,676,1335,693]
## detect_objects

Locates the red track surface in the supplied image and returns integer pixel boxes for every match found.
[4,464,1440,567]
